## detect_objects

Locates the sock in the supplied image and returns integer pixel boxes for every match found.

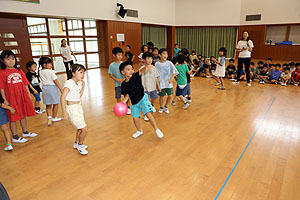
[12,134,19,140]
[164,105,168,108]
[48,116,52,119]
[160,107,163,109]
[6,144,12,146]
[187,97,191,100]
[184,102,187,104]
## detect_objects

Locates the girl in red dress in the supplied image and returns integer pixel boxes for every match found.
[0,50,37,143]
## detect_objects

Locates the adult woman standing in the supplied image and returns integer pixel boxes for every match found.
[60,39,77,79]
[233,31,254,86]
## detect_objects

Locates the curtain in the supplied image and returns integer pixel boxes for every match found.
[142,26,167,49]
[176,27,237,58]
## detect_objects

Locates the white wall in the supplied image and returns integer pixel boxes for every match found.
[0,0,175,26]
[175,0,242,26]
[240,0,300,25]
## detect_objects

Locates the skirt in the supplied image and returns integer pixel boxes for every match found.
[212,66,225,77]
[0,107,9,126]
[42,85,60,105]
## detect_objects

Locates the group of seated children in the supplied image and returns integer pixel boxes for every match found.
[225,58,300,86]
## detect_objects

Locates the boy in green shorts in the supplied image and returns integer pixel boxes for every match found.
[155,48,178,114]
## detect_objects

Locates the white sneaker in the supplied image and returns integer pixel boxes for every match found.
[186,99,192,103]
[206,75,211,78]
[12,137,28,143]
[127,108,131,115]
[52,117,62,122]
[155,129,164,138]
[152,107,156,113]
[158,108,163,114]
[40,109,46,113]
[4,145,13,151]
[190,74,194,78]
[22,131,38,138]
[77,147,88,155]
[171,101,176,106]
[143,115,149,121]
[183,103,190,109]
[247,83,251,87]
[232,81,240,84]
[164,106,169,114]
[73,143,88,149]
[132,131,143,138]
[35,110,42,114]
[294,84,298,86]
[230,78,236,81]
[215,82,221,86]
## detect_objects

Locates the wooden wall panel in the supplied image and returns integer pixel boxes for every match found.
[0,17,33,71]
[238,25,300,61]
[107,21,141,66]
[167,26,175,58]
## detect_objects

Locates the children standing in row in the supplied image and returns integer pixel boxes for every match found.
[26,61,44,114]
[140,52,161,120]
[120,61,164,139]
[0,50,37,144]
[61,64,88,155]
[155,48,178,114]
[108,47,131,114]
[39,57,63,126]
[211,48,227,90]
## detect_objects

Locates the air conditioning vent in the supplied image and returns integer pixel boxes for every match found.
[246,14,261,21]
[126,9,138,18]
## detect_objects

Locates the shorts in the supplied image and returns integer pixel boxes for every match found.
[175,85,188,96]
[115,86,122,99]
[145,90,158,99]
[158,88,173,96]
[33,93,41,102]
[66,103,86,129]
[42,85,60,105]
[184,83,191,96]
[131,94,153,118]
[0,107,9,126]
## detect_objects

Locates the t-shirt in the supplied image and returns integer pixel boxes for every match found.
[237,40,254,58]
[173,48,181,57]
[121,72,144,105]
[281,72,291,79]
[259,70,268,76]
[176,64,189,86]
[291,70,300,82]
[226,65,236,74]
[108,62,123,87]
[270,70,282,80]
[26,71,42,94]
[140,65,160,92]
[60,46,73,62]
[155,60,178,89]
[125,51,134,61]
[251,67,256,75]
[39,69,58,85]
[63,79,83,101]
[189,55,197,62]
[256,66,263,73]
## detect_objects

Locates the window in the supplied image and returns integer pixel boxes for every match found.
[266,26,288,44]
[52,56,66,72]
[30,38,49,56]
[84,20,97,36]
[86,38,98,52]
[27,17,47,36]
[69,38,84,53]
[48,18,66,36]
[68,19,83,36]
[87,53,99,68]
[50,38,66,55]
[289,25,300,45]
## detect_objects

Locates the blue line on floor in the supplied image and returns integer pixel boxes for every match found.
[214,96,277,200]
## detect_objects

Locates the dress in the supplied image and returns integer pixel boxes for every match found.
[0,68,35,121]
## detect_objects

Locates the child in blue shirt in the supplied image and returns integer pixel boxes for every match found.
[270,64,282,84]
[108,47,131,114]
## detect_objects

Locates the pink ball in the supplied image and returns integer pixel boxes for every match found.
[113,102,128,116]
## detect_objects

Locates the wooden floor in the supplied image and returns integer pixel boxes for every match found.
[1,68,300,200]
